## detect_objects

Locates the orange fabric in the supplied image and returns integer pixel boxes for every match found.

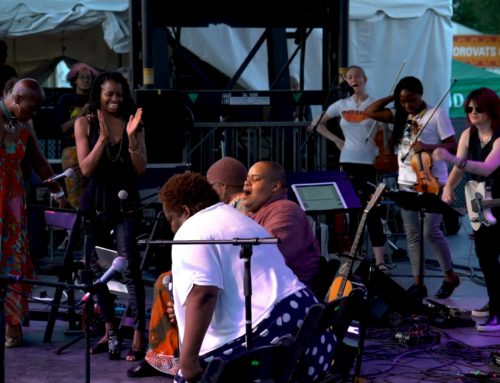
[147,271,179,356]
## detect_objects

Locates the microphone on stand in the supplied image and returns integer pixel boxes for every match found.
[118,190,129,214]
[44,168,76,183]
[80,256,128,302]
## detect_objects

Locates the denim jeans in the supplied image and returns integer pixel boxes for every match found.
[400,208,453,279]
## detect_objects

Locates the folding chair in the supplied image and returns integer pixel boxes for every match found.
[200,303,325,383]
[43,208,84,343]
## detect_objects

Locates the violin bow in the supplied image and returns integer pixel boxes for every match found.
[401,78,458,163]
[364,60,406,143]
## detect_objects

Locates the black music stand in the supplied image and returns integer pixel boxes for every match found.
[386,191,462,302]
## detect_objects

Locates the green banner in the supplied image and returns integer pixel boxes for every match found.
[450,60,500,118]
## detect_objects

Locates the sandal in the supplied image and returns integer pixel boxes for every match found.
[90,341,108,354]
[126,348,146,362]
[5,336,22,348]
[376,263,391,275]
[127,360,164,378]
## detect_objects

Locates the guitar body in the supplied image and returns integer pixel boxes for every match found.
[328,276,353,302]
[465,180,497,231]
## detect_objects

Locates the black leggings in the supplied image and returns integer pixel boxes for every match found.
[341,163,386,248]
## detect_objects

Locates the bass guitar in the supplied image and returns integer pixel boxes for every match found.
[328,182,386,302]
[465,180,500,231]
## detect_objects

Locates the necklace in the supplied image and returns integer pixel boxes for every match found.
[106,138,124,162]
[1,99,16,134]
[480,134,492,148]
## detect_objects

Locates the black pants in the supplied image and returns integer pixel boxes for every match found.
[86,215,146,332]
[474,222,500,317]
[341,163,386,248]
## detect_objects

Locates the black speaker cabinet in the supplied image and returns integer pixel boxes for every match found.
[355,259,422,326]
[135,89,192,164]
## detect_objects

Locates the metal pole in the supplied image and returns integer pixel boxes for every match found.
[141,0,154,88]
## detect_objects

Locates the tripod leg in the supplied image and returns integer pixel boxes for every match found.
[55,333,85,354]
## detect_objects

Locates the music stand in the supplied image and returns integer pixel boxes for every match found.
[386,191,462,302]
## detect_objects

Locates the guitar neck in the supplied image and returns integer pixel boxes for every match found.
[482,199,500,209]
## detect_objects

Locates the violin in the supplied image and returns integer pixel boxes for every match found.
[411,150,440,195]
[374,126,398,174]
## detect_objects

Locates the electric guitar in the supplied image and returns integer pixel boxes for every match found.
[465,180,499,231]
[327,182,386,302]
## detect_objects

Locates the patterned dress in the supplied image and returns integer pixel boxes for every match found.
[0,128,34,326]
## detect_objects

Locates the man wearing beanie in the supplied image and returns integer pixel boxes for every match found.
[206,157,248,213]
[242,161,320,288]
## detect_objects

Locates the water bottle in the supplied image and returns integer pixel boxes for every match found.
[108,330,121,360]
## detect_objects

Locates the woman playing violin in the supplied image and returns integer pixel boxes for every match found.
[308,65,389,273]
[364,76,460,299]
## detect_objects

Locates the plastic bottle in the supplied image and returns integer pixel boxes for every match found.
[108,330,121,360]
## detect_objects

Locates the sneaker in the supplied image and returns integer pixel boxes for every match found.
[434,277,460,299]
[407,284,428,299]
[477,315,500,332]
[472,303,490,318]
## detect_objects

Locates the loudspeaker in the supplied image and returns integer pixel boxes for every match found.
[355,259,422,326]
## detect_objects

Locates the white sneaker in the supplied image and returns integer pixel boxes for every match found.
[472,303,489,318]
[477,315,500,332]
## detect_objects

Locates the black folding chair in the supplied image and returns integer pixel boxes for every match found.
[200,303,325,383]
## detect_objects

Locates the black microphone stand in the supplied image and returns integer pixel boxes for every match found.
[0,275,89,383]
[137,237,279,349]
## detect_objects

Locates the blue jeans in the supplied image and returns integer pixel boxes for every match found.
[400,208,453,279]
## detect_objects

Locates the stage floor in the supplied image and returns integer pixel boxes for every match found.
[5,216,500,383]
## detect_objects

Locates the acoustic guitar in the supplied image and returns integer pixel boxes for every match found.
[465,180,500,231]
[328,182,386,302]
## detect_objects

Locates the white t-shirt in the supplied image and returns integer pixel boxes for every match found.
[325,95,384,164]
[394,105,455,187]
[171,202,305,355]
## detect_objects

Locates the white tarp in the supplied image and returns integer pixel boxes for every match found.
[0,0,453,109]
[179,1,453,107]
[0,0,129,77]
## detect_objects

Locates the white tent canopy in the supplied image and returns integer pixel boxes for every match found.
[0,0,129,80]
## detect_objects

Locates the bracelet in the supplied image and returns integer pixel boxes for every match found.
[128,145,140,154]
[51,190,65,200]
[457,158,468,170]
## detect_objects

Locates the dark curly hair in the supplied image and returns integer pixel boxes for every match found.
[465,87,500,134]
[66,62,99,89]
[392,76,425,149]
[160,172,220,216]
[88,72,135,120]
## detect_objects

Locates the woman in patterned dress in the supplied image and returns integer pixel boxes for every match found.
[1,78,65,347]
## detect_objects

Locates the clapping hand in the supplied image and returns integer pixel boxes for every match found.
[127,108,143,137]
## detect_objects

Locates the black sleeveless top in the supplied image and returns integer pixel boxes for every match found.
[79,116,141,222]
[468,126,500,218]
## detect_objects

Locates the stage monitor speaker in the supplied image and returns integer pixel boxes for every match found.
[135,89,192,164]
[355,259,422,326]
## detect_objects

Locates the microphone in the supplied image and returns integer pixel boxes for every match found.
[80,256,128,302]
[118,189,128,213]
[45,168,75,183]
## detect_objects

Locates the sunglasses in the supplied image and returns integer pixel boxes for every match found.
[465,106,483,114]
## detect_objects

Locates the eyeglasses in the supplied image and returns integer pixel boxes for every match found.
[465,106,483,114]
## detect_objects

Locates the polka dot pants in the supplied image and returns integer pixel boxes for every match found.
[175,288,336,382]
